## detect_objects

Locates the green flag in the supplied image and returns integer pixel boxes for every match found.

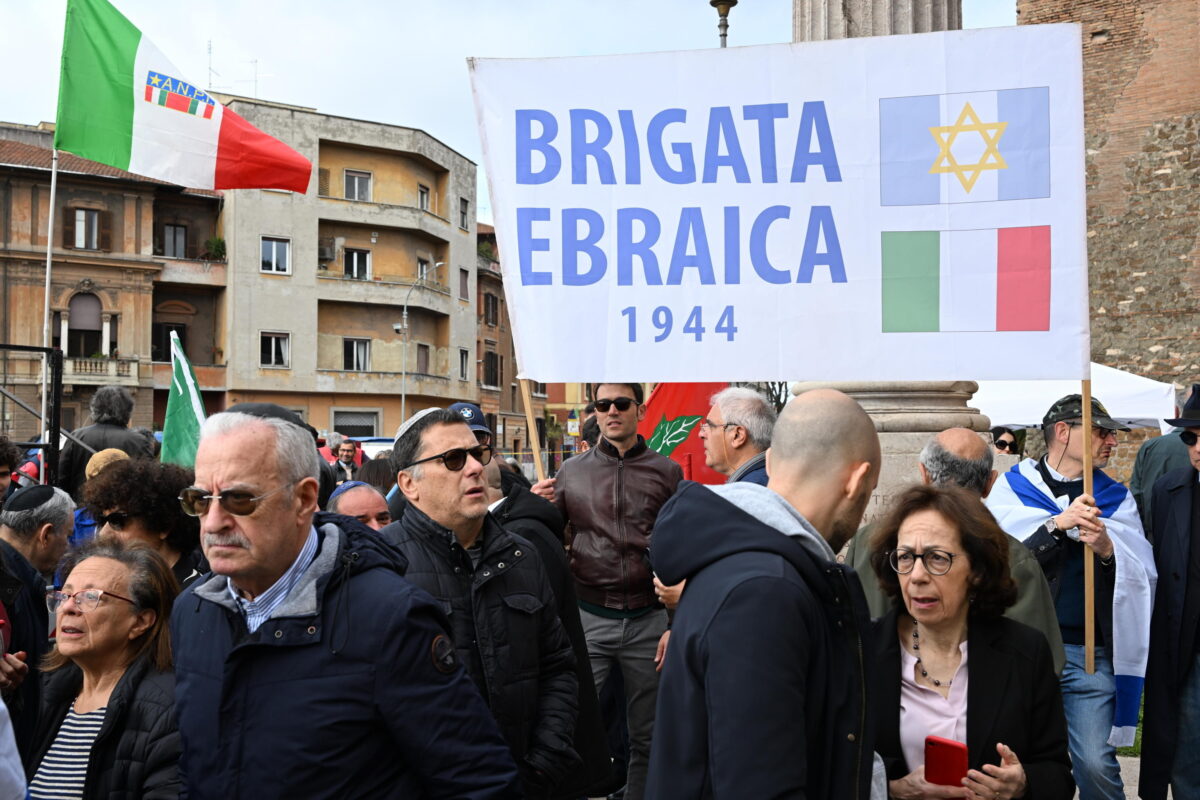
[161,331,205,466]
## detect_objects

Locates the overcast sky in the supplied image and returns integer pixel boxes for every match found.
[2,1,1016,222]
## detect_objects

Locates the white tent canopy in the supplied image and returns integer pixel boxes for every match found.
[973,363,1177,431]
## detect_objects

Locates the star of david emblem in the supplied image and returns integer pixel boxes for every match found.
[928,102,1008,192]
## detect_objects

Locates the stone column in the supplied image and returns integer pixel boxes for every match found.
[794,0,960,41]
[101,314,112,357]
[791,0,988,526]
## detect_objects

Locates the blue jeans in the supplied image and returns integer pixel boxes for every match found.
[1060,644,1123,800]
[1171,654,1200,796]
[581,608,667,800]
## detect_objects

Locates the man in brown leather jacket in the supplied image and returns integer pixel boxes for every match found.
[533,382,682,800]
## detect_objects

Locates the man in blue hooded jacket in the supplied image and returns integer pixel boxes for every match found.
[171,406,520,799]
[646,389,881,800]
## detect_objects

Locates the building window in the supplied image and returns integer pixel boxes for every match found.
[151,322,187,362]
[260,237,290,274]
[532,382,548,397]
[483,293,499,326]
[333,410,378,437]
[74,209,99,250]
[417,258,430,281]
[511,384,518,409]
[417,184,430,211]
[416,343,430,374]
[344,248,370,280]
[458,348,469,380]
[483,351,499,388]
[459,269,469,300]
[345,170,371,201]
[260,331,290,367]
[164,224,187,258]
[459,198,470,230]
[343,337,370,370]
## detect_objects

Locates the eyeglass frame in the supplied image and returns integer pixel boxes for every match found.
[994,438,1016,451]
[888,548,959,576]
[47,588,138,614]
[1179,430,1198,447]
[95,511,141,531]
[178,480,297,518]
[402,444,493,472]
[699,418,739,433]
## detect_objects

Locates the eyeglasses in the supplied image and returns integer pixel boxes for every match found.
[994,439,1015,451]
[1182,430,1199,447]
[1068,422,1118,439]
[700,419,737,432]
[889,549,958,576]
[594,397,638,413]
[96,511,139,531]
[404,445,492,472]
[47,589,137,613]
[178,481,296,517]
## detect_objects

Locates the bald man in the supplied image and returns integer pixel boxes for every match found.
[646,390,882,800]
[843,427,1066,674]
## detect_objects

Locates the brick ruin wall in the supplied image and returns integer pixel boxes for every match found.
[1016,0,1199,483]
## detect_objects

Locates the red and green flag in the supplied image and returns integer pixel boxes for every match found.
[55,0,311,192]
[637,383,728,485]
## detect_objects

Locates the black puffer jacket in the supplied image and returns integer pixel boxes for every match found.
[27,654,179,799]
[383,506,579,796]
[57,423,153,498]
[496,482,612,798]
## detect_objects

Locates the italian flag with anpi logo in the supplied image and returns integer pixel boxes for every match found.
[55,0,311,193]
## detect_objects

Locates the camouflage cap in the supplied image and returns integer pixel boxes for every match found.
[1042,394,1130,432]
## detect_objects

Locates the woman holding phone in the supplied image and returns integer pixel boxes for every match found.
[868,485,1073,800]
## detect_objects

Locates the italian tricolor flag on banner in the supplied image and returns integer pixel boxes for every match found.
[54,0,311,193]
[881,226,1051,333]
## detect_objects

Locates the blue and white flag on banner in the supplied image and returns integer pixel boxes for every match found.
[986,459,1157,747]
[880,87,1050,206]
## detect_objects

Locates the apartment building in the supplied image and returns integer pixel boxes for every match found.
[210,94,479,438]
[475,223,549,463]
[0,97,480,441]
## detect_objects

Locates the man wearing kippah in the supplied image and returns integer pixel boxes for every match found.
[0,484,74,757]
[987,394,1156,800]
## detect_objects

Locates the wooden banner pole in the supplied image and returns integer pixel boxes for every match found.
[519,378,548,483]
[1081,378,1096,675]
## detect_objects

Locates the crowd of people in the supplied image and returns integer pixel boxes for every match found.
[0,379,1192,799]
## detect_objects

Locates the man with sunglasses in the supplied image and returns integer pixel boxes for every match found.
[532,383,682,800]
[171,406,521,799]
[1140,387,1200,800]
[986,394,1155,800]
[385,408,579,799]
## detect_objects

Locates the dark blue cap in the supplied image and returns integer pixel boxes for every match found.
[447,402,490,435]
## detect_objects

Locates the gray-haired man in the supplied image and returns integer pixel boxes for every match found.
[698,386,776,486]
[843,427,1065,673]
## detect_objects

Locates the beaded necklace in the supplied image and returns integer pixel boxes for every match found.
[911,622,953,688]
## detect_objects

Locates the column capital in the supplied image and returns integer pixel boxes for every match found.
[793,0,961,42]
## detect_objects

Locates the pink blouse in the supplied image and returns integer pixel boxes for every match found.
[899,640,969,773]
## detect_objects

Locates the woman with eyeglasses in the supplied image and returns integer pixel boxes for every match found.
[867,485,1072,800]
[82,459,206,588]
[27,540,180,799]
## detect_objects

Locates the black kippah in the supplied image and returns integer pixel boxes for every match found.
[226,402,319,443]
[5,484,55,511]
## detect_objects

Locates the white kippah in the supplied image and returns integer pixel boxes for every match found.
[393,407,443,444]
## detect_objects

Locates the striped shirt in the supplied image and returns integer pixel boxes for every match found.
[29,703,107,799]
[227,526,319,633]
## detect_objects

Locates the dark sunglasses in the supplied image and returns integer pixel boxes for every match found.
[405,445,492,472]
[178,481,295,517]
[994,439,1015,451]
[594,397,638,413]
[96,511,138,531]
[1182,430,1199,447]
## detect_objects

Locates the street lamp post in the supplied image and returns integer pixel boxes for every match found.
[398,261,444,423]
[710,0,738,47]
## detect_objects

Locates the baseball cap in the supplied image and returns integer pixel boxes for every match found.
[1042,394,1130,432]
[448,402,491,435]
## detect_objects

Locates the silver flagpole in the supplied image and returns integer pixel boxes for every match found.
[39,148,59,477]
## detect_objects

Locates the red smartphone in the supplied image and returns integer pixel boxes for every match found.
[925,736,968,786]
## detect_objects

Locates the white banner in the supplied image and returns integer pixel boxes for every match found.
[470,24,1088,382]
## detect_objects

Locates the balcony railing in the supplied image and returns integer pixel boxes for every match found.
[64,357,140,383]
